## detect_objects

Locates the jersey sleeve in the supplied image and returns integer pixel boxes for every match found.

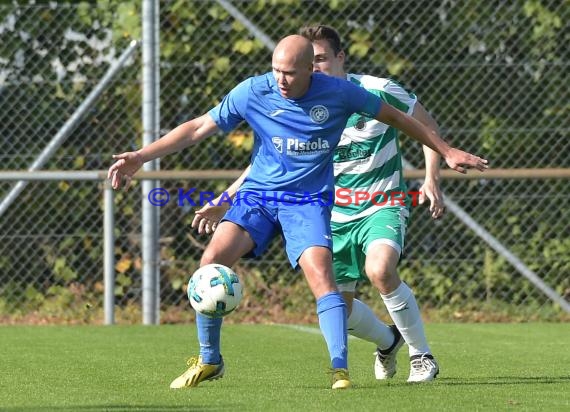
[208,78,251,132]
[382,80,418,116]
[343,80,383,118]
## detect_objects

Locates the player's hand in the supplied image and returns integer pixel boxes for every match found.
[419,179,445,219]
[107,151,144,190]
[192,203,231,235]
[444,148,488,174]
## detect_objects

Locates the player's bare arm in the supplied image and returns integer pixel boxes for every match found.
[375,102,488,174]
[107,114,220,190]
[412,103,445,219]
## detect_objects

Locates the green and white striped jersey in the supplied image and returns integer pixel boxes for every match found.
[331,74,417,224]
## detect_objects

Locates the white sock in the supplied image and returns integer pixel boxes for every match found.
[381,282,430,356]
[347,298,395,350]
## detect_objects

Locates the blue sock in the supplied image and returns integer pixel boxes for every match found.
[196,313,222,364]
[316,292,348,369]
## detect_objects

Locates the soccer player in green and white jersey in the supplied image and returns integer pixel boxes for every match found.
[193,25,449,382]
[302,24,441,382]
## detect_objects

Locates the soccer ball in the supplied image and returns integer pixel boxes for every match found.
[187,263,243,318]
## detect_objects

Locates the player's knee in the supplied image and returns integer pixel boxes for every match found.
[369,272,401,295]
[366,267,399,286]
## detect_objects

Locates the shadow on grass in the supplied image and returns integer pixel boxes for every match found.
[3,406,236,411]
[436,376,570,386]
[352,375,570,389]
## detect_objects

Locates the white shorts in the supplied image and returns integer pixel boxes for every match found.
[336,280,357,293]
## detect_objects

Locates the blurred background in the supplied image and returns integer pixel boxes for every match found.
[0,0,568,324]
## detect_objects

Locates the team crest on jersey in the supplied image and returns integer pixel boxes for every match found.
[309,105,329,124]
[272,137,283,153]
[354,116,367,131]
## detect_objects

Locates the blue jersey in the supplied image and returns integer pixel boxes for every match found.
[209,72,382,199]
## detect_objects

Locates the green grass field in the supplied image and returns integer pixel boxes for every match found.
[0,323,568,411]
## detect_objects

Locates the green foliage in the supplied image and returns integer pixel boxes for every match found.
[114,1,140,41]
[524,0,563,59]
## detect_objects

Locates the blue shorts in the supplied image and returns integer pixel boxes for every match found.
[222,192,333,269]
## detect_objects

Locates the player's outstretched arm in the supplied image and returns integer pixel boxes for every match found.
[376,103,488,174]
[107,114,220,190]
[412,103,445,219]
[192,165,251,234]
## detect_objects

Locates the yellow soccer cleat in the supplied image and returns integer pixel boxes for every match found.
[169,356,225,389]
[331,368,351,389]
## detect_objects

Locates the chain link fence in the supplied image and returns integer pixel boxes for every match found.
[1,0,568,323]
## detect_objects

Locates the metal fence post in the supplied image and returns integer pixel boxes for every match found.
[104,182,116,325]
[142,0,161,325]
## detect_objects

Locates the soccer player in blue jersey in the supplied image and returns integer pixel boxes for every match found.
[192,25,456,383]
[108,35,488,390]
